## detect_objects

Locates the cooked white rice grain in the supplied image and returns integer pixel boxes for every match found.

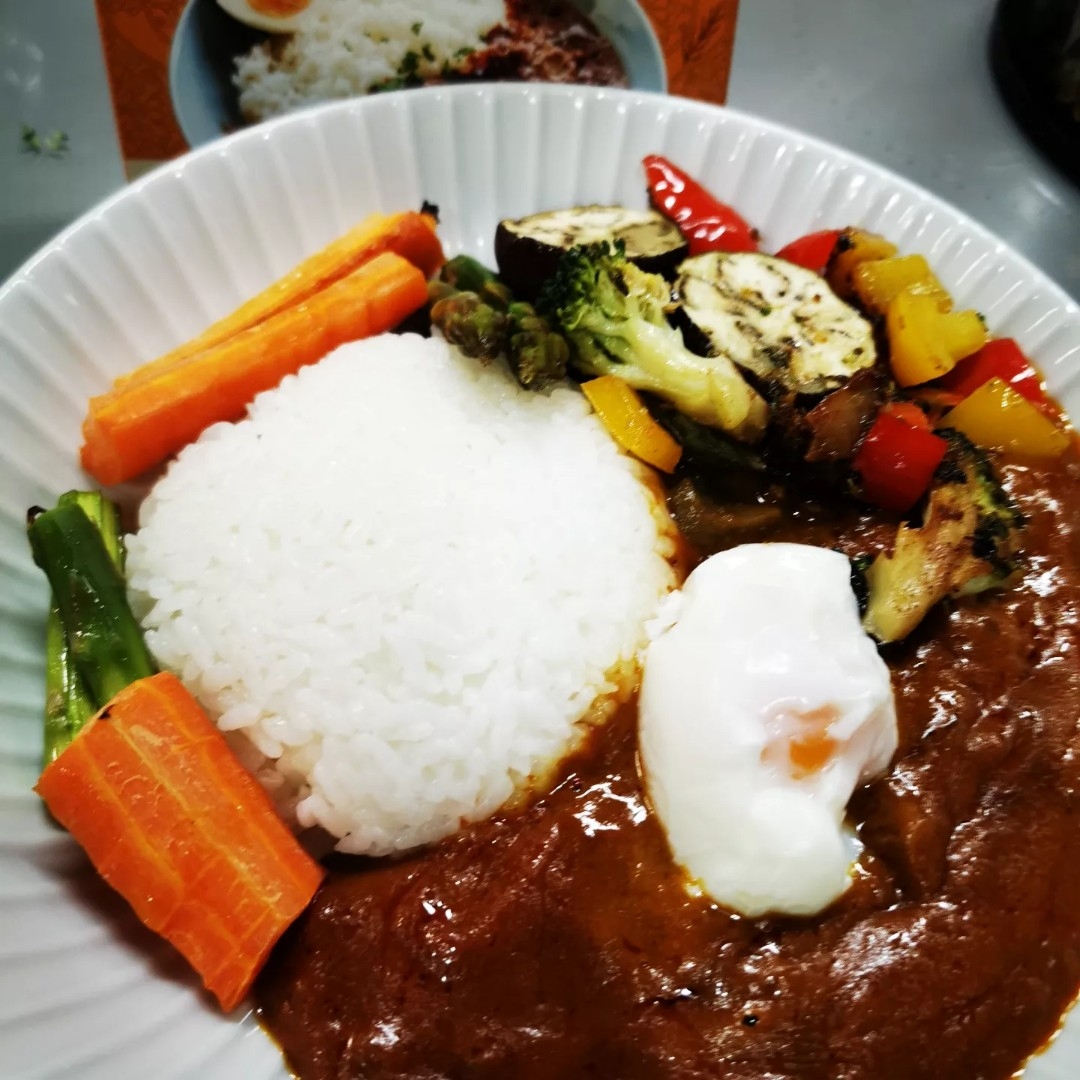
[126,334,676,855]
[234,0,505,124]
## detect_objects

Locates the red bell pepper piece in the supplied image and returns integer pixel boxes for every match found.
[854,408,948,513]
[939,338,1048,405]
[880,400,932,432]
[642,154,758,256]
[911,388,964,412]
[774,229,842,275]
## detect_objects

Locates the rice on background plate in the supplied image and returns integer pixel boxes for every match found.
[235,0,506,123]
[126,334,677,856]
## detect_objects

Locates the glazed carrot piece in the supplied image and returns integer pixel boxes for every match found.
[115,210,443,391]
[36,672,324,1012]
[81,250,428,485]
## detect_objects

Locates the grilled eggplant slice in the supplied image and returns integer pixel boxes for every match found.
[675,251,878,396]
[495,206,688,301]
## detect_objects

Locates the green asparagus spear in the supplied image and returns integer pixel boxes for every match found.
[28,499,155,711]
[58,490,124,568]
[40,492,127,766]
[505,300,570,391]
[430,291,510,361]
[431,259,572,389]
[43,606,94,766]
[440,255,512,309]
[651,403,766,474]
[426,279,458,307]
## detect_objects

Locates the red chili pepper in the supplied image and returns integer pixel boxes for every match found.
[854,410,948,513]
[939,338,1048,405]
[642,154,758,255]
[774,229,842,275]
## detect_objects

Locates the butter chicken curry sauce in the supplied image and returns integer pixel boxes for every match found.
[257,450,1080,1079]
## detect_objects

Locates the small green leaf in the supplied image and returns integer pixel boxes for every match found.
[20,123,41,154]
[19,124,69,157]
[42,130,70,157]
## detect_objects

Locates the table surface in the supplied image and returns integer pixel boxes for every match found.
[0,0,1077,299]
[728,0,1080,299]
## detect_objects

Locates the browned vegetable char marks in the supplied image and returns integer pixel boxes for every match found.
[257,452,1080,1080]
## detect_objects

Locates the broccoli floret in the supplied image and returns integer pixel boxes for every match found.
[861,429,1025,642]
[539,242,769,443]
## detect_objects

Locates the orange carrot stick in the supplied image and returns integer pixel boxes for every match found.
[36,672,324,1012]
[81,250,428,485]
[115,210,443,391]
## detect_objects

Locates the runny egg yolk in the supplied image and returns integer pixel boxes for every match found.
[216,0,314,33]
[639,543,898,919]
[764,703,840,779]
[250,0,310,13]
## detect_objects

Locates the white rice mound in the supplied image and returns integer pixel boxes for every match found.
[234,0,506,124]
[127,334,676,856]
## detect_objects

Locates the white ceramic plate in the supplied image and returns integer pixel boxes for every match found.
[2,84,1078,1079]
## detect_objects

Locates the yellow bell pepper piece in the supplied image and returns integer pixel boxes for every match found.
[938,309,988,361]
[886,287,988,387]
[827,229,899,300]
[580,375,682,473]
[943,378,1071,459]
[853,255,951,314]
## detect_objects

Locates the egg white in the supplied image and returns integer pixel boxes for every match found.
[639,543,897,918]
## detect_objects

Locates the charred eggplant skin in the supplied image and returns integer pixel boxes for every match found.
[495,205,688,301]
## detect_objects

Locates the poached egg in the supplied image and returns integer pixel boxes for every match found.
[639,543,897,918]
